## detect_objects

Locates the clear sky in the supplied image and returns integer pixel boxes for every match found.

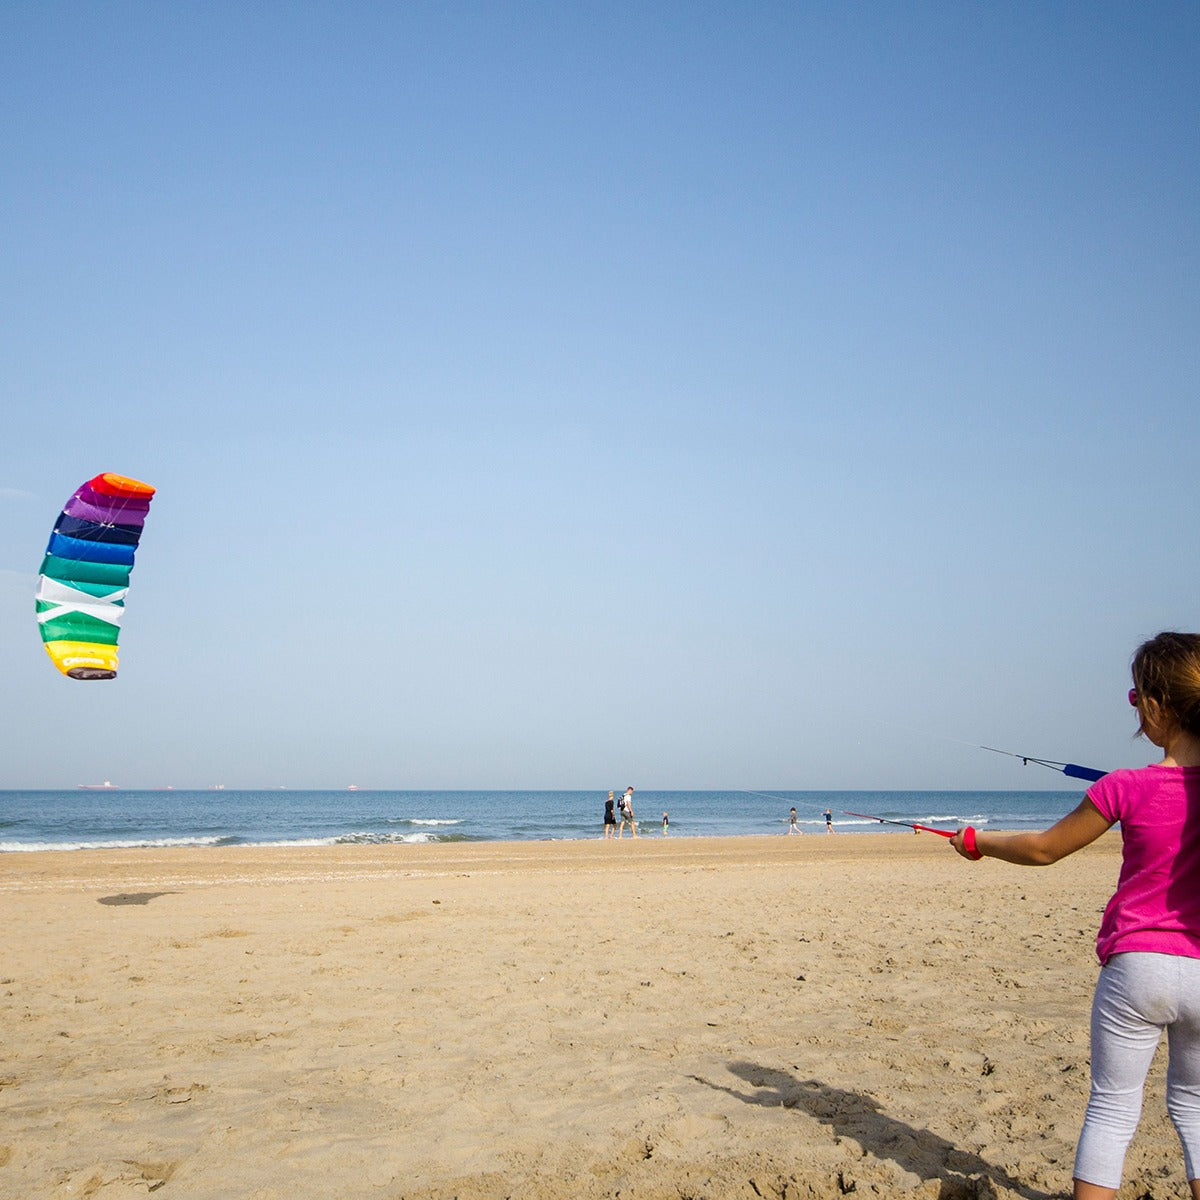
[2,3,1197,790]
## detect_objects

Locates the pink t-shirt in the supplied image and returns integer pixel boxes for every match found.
[1087,765,1200,965]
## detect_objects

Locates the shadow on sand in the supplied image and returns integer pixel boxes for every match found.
[691,1060,1057,1200]
[97,891,177,906]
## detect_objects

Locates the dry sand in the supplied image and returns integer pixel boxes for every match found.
[0,833,1189,1199]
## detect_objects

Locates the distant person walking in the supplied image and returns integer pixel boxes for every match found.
[788,807,799,835]
[618,787,636,838]
[603,791,617,839]
[824,808,834,834]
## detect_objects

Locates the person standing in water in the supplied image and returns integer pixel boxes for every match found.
[661,811,669,835]
[618,787,636,838]
[951,632,1200,1200]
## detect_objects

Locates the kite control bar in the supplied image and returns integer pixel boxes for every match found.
[979,746,1106,782]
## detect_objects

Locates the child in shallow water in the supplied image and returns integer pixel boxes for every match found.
[951,632,1200,1200]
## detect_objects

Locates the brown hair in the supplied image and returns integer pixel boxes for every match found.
[1131,632,1200,738]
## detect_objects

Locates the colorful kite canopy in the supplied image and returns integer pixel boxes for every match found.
[36,472,156,680]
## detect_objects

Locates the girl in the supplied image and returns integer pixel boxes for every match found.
[951,632,1200,1200]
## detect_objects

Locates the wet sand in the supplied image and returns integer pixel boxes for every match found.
[0,833,1186,1199]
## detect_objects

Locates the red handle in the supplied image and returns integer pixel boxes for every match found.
[912,823,955,838]
[962,826,983,860]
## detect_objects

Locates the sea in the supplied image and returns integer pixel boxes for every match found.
[0,788,1087,853]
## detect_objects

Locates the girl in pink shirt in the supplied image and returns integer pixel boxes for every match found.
[951,632,1200,1200]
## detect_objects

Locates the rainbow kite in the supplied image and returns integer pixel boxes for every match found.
[36,472,156,679]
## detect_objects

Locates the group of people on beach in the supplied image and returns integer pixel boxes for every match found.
[604,796,837,838]
[604,794,837,839]
[603,787,669,837]
[787,806,835,834]
[603,787,636,837]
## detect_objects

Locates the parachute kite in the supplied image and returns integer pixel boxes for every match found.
[36,473,156,680]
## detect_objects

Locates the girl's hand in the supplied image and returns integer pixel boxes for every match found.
[950,828,981,860]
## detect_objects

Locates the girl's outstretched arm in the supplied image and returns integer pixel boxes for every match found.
[951,798,1113,865]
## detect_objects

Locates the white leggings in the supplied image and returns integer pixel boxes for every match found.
[1074,952,1200,1189]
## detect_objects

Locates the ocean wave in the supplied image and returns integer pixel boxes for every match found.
[384,818,463,827]
[243,831,479,847]
[333,830,456,845]
[0,835,230,853]
[918,814,989,824]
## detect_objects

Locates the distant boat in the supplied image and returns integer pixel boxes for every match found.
[78,781,117,790]
[347,785,360,791]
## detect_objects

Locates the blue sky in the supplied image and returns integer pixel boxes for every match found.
[2,2,1197,790]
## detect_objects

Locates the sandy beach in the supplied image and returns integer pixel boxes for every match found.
[0,832,1187,1199]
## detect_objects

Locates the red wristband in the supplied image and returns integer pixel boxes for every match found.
[963,826,983,860]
